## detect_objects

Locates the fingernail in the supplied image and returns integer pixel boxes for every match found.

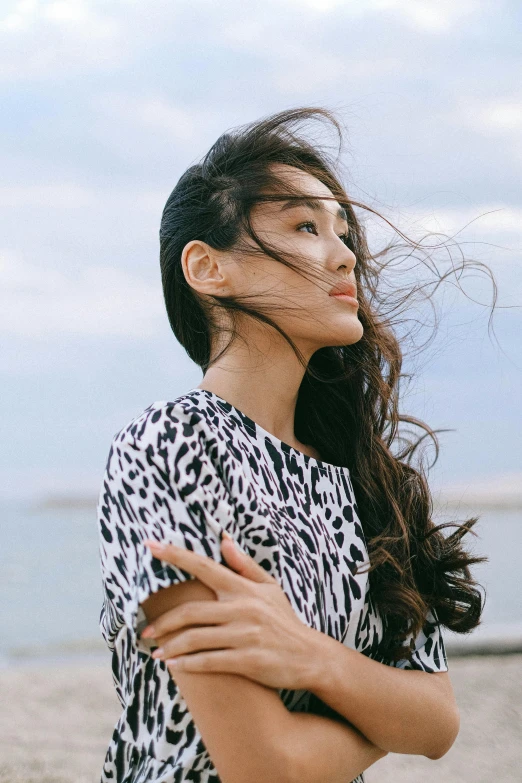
[141,625,155,638]
[222,531,235,544]
[151,647,164,658]
[144,539,166,552]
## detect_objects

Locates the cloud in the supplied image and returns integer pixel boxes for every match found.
[361,201,522,259]
[451,97,522,138]
[361,202,522,309]
[274,53,403,94]
[404,204,522,243]
[483,102,522,132]
[0,250,166,338]
[0,182,164,210]
[280,0,480,31]
[0,0,38,32]
[0,0,125,81]
[0,183,97,209]
[91,92,209,145]
[371,0,479,32]
[0,0,488,88]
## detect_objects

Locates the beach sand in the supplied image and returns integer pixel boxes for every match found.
[0,653,520,783]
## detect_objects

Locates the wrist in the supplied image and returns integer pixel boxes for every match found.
[303,627,345,695]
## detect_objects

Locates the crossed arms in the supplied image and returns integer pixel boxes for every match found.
[141,578,459,783]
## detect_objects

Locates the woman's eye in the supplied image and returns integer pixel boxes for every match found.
[297,221,350,244]
[297,220,318,235]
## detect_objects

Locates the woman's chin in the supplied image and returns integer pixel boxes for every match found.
[326,320,364,347]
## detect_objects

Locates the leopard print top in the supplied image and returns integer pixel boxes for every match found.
[97,388,448,782]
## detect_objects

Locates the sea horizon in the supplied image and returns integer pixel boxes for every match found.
[2,492,520,668]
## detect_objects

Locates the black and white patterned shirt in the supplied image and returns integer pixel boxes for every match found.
[97,388,448,783]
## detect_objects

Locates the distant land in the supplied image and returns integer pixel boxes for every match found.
[28,472,522,512]
[32,494,99,510]
[435,471,522,511]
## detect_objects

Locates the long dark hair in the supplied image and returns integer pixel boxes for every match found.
[159,107,494,661]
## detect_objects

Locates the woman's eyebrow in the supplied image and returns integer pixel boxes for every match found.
[279,198,348,224]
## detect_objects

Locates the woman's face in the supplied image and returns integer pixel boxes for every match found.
[185,163,364,355]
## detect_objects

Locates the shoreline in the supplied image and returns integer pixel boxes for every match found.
[3,622,522,669]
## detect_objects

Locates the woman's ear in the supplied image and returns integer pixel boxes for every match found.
[181,240,228,296]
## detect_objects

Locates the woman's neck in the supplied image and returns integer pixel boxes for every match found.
[196,335,319,455]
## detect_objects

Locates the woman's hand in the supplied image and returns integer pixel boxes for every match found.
[140,535,325,691]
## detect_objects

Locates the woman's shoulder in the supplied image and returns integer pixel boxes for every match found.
[111,391,219,452]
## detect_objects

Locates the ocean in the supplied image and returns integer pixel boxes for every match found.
[1,499,521,665]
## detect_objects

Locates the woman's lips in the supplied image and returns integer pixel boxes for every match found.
[330,293,359,307]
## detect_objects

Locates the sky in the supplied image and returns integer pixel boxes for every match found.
[0,0,521,503]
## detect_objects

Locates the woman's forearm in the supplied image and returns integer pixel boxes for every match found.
[175,668,385,783]
[145,580,385,782]
[284,710,387,783]
[306,630,459,758]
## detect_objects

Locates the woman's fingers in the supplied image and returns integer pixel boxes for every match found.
[143,540,252,595]
[141,599,237,639]
[151,625,248,661]
[220,536,277,584]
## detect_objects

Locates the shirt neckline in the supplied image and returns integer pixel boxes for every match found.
[183,387,352,477]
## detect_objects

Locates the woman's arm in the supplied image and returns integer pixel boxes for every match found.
[305,630,460,759]
[141,538,457,762]
[142,580,387,783]
[284,711,387,783]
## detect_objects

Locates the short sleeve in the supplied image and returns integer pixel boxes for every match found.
[391,608,448,672]
[96,403,237,655]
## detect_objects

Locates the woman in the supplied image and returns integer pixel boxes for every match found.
[97,107,487,783]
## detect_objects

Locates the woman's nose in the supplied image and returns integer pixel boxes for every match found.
[336,248,356,273]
